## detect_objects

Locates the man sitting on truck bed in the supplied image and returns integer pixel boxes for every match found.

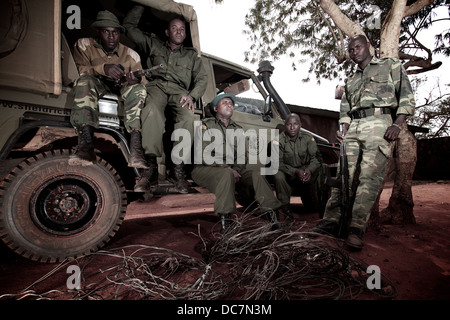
[69,10,148,169]
[272,113,323,218]
[124,5,208,194]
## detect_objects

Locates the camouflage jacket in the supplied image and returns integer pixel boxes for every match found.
[123,5,208,101]
[73,38,144,82]
[340,57,415,124]
[278,131,321,177]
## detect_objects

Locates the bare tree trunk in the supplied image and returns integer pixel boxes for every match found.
[369,123,417,229]
[379,0,406,58]
[380,123,417,224]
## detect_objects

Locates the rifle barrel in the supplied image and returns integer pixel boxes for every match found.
[338,123,350,237]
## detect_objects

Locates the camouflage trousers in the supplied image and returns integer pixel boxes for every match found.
[70,74,147,133]
[323,114,392,230]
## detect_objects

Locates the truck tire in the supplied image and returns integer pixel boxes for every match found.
[0,150,127,262]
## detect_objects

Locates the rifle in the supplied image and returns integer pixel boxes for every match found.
[323,124,351,237]
[100,64,164,92]
[116,63,164,86]
[337,123,350,238]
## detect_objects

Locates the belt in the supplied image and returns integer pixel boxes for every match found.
[350,107,391,119]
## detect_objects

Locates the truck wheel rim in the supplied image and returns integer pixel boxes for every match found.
[29,175,102,236]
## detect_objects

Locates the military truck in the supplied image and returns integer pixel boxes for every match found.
[0,0,338,262]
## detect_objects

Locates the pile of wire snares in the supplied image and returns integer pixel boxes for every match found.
[0,208,398,300]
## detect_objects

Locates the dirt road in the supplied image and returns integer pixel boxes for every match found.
[1,181,449,301]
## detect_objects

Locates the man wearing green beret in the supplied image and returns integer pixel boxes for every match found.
[191,93,282,232]
[124,5,208,193]
[70,10,148,170]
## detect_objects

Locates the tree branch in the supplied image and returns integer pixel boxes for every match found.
[404,0,435,18]
[314,3,347,63]
[318,0,375,56]
[432,116,450,138]
[379,0,406,58]
[318,0,363,37]
[405,60,442,74]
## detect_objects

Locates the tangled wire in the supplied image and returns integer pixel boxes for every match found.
[0,210,397,300]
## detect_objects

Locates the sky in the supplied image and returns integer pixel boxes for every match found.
[179,0,450,112]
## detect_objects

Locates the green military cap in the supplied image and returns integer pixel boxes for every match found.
[210,92,236,115]
[91,10,125,33]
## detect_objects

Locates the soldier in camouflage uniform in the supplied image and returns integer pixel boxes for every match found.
[312,35,415,249]
[69,10,148,169]
[124,5,208,193]
[273,113,323,217]
[191,93,282,232]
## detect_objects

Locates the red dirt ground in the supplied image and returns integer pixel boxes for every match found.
[0,181,449,301]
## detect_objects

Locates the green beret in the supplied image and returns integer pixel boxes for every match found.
[210,93,236,115]
[91,10,125,33]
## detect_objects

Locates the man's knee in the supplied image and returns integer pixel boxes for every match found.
[219,168,235,183]
[75,74,98,87]
[273,171,286,183]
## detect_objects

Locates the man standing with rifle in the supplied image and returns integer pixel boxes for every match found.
[312,34,415,250]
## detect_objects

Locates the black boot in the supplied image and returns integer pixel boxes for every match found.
[264,209,280,230]
[128,130,149,169]
[174,164,189,194]
[134,156,158,192]
[310,219,339,237]
[69,125,96,166]
[346,227,364,250]
[279,204,293,221]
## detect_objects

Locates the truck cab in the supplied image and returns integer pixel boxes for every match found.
[0,0,338,262]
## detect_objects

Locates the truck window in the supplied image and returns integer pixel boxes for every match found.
[234,96,263,115]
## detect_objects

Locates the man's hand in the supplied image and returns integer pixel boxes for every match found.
[302,168,312,183]
[180,95,195,112]
[384,124,401,142]
[337,123,349,143]
[384,115,406,142]
[295,168,311,183]
[104,64,125,80]
[125,71,140,85]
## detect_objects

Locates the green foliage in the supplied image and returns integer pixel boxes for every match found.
[241,0,385,82]
[237,0,448,83]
